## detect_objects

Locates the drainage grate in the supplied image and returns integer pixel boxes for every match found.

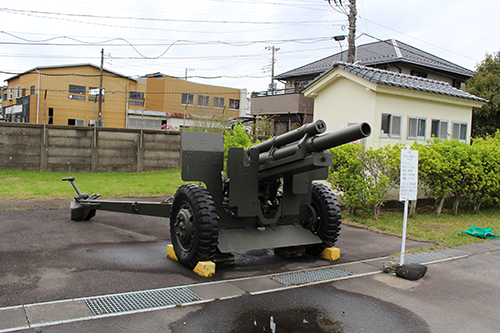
[270,267,353,286]
[404,252,449,264]
[84,287,202,316]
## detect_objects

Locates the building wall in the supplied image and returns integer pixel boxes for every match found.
[372,89,473,147]
[310,72,476,149]
[144,75,243,127]
[311,75,377,146]
[372,62,463,87]
[3,65,141,128]
[2,66,246,131]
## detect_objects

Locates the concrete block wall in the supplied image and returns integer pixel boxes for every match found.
[0,123,181,172]
[0,124,42,170]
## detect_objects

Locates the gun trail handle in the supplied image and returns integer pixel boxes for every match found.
[62,177,83,196]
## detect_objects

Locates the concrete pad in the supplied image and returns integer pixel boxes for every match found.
[25,300,93,326]
[343,262,382,275]
[372,273,421,290]
[357,258,387,269]
[188,282,245,301]
[457,242,499,254]
[438,248,471,258]
[230,277,285,294]
[0,306,29,331]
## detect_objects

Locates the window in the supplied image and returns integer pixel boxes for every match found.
[381,113,402,138]
[452,121,468,142]
[48,108,54,124]
[213,97,225,108]
[129,92,144,100]
[431,119,448,140]
[198,95,210,107]
[88,87,105,102]
[453,79,466,90]
[411,70,428,78]
[407,116,426,140]
[229,98,240,110]
[129,91,144,106]
[30,85,35,95]
[69,85,85,100]
[68,119,85,126]
[14,85,20,99]
[181,93,194,105]
[7,87,13,100]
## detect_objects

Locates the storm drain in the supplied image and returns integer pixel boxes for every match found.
[404,252,450,264]
[84,287,202,316]
[270,267,353,286]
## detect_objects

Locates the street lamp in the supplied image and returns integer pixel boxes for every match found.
[334,35,346,62]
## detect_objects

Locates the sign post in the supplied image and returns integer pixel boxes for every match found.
[399,148,418,265]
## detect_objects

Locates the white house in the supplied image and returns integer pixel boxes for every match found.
[302,62,486,149]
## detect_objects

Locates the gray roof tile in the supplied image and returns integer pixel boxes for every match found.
[276,39,474,80]
[309,62,487,102]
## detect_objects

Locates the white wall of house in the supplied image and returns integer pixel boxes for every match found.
[305,69,483,149]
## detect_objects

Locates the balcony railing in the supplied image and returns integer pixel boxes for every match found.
[250,88,303,98]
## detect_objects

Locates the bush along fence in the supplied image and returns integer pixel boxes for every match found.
[328,132,500,219]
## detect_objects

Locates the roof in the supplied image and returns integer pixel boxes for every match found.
[275,39,474,80]
[306,62,487,103]
[5,63,138,82]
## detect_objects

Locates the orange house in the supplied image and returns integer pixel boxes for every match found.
[1,65,247,130]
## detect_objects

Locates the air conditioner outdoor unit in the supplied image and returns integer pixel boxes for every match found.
[88,120,104,127]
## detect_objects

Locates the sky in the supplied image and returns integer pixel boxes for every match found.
[0,0,499,94]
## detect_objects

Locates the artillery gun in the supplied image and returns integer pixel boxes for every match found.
[63,120,371,269]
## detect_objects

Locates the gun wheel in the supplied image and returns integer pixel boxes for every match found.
[305,183,342,256]
[170,184,219,269]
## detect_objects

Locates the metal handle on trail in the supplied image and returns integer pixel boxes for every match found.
[62,177,83,196]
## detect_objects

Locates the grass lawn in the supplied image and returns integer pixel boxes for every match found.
[343,208,500,249]
[1,169,499,248]
[0,169,187,200]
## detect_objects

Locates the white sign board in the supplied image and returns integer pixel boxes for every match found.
[399,149,418,201]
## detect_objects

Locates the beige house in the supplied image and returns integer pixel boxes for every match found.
[252,39,475,136]
[302,62,486,148]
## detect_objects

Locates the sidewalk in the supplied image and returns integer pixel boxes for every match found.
[2,241,498,332]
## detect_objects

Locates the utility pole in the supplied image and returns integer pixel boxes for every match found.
[98,48,104,126]
[265,46,280,93]
[328,0,356,63]
[185,68,195,81]
[347,0,357,63]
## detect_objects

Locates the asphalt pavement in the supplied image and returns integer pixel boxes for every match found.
[1,199,499,332]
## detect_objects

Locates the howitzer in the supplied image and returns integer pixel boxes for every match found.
[64,120,371,269]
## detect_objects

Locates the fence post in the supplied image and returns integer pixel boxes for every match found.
[40,125,48,171]
[137,129,144,172]
[91,126,98,172]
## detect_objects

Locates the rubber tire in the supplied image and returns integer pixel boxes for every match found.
[305,183,342,256]
[170,184,219,269]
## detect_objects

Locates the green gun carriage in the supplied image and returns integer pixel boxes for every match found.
[64,120,371,268]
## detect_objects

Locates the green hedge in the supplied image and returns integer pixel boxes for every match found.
[328,132,500,219]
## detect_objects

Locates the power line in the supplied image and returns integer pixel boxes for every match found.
[0,8,343,34]
[0,7,341,25]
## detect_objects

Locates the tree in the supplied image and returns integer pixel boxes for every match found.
[466,51,500,138]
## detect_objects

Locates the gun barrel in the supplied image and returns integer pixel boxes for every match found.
[249,119,326,154]
[259,122,371,163]
[310,122,371,152]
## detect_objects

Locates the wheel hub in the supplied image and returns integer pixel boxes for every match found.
[304,204,320,233]
[174,202,195,251]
